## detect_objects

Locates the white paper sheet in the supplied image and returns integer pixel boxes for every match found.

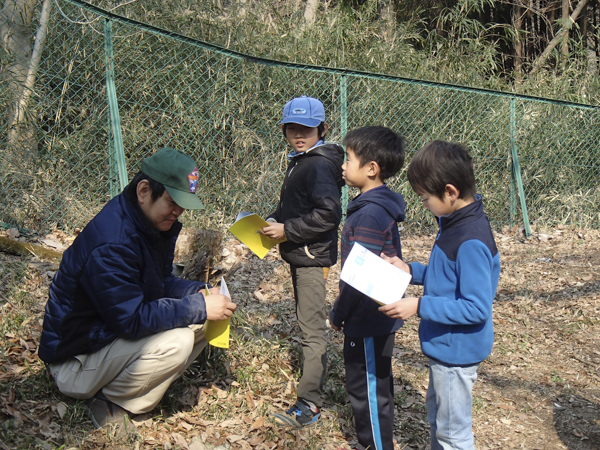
[340,242,412,305]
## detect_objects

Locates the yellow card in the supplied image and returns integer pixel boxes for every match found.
[228,212,286,259]
[204,278,232,348]
[204,317,230,348]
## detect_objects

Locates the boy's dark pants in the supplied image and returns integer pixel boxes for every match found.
[290,265,328,407]
[344,332,396,450]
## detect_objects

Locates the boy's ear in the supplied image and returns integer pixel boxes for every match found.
[321,123,329,138]
[445,184,460,201]
[367,161,381,178]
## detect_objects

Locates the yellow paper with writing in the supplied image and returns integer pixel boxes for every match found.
[204,317,230,348]
[228,212,286,259]
[204,278,232,348]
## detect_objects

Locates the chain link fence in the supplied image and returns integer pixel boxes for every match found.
[1,0,599,238]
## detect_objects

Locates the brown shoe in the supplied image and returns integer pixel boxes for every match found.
[85,391,132,429]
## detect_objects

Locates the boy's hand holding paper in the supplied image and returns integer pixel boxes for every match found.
[379,253,411,274]
[378,297,420,320]
[228,211,286,259]
[375,250,419,319]
[340,242,412,306]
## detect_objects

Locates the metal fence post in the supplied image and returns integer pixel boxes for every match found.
[340,74,348,224]
[104,18,128,196]
[510,98,531,238]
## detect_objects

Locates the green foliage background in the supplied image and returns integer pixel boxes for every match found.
[0,0,599,235]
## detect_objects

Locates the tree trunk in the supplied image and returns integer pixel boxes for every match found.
[7,0,52,154]
[513,4,524,84]
[379,0,396,44]
[530,0,589,74]
[0,0,39,159]
[304,0,319,27]
[0,235,62,261]
[174,229,223,284]
[561,0,570,66]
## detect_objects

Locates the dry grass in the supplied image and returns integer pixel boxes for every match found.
[1,224,600,449]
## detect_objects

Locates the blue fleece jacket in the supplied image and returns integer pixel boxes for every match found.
[411,196,500,366]
[330,184,405,337]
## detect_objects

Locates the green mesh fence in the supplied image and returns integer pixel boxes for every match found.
[1,0,599,237]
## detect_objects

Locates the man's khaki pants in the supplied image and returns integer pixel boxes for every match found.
[49,325,206,414]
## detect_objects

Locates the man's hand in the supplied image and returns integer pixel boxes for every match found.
[205,287,219,295]
[378,297,419,320]
[205,294,237,321]
[380,253,410,274]
[259,223,285,240]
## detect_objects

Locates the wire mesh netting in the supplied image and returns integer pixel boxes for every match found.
[1,0,599,237]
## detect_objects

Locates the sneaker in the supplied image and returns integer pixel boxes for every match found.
[272,398,320,428]
[85,391,132,430]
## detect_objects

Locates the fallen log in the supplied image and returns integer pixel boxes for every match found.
[0,235,63,261]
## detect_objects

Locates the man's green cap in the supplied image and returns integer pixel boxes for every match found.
[141,147,204,210]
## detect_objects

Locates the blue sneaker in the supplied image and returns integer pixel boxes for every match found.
[272,399,320,428]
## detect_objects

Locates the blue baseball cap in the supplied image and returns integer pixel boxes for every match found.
[280,96,325,127]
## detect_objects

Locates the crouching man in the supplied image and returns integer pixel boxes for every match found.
[39,147,236,429]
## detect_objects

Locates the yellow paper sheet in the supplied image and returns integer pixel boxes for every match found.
[204,317,230,348]
[204,278,233,348]
[228,212,286,259]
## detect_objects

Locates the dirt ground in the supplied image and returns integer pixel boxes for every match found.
[1,224,600,449]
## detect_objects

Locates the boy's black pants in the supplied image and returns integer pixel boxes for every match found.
[344,333,396,450]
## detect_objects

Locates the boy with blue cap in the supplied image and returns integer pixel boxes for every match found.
[260,96,344,428]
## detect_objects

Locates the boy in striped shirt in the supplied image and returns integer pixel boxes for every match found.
[329,126,406,450]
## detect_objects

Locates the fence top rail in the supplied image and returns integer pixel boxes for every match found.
[64,0,600,112]
[65,0,600,111]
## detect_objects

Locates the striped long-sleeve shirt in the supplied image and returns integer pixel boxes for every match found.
[330,184,406,337]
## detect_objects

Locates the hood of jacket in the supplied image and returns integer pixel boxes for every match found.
[290,141,345,175]
[347,184,406,223]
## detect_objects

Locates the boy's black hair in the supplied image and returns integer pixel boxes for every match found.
[407,140,476,200]
[282,122,327,140]
[125,171,166,204]
[342,126,405,181]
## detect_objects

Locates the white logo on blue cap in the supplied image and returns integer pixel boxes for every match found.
[280,96,325,126]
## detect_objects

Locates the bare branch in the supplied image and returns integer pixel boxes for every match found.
[7,0,52,131]
[529,0,589,74]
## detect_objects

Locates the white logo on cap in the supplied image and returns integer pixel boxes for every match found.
[292,108,307,115]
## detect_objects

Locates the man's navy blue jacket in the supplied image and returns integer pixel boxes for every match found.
[39,189,208,364]
[412,197,501,366]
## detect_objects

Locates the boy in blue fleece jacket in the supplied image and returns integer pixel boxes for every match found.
[329,126,406,450]
[380,140,501,450]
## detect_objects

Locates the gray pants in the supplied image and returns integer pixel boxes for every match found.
[290,265,328,407]
[49,325,206,414]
